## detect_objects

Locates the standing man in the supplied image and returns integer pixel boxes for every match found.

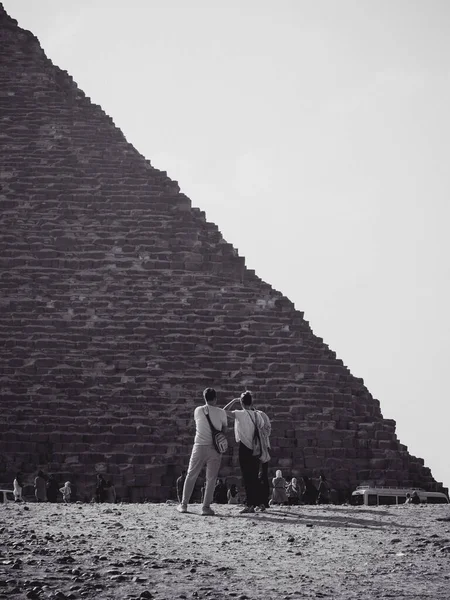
[178,388,227,516]
[95,474,107,503]
[224,391,271,514]
[34,470,47,502]
[46,475,59,503]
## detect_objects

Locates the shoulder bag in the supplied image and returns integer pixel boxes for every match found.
[203,407,228,454]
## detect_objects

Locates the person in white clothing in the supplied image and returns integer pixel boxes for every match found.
[13,472,23,502]
[59,481,71,503]
[178,388,227,516]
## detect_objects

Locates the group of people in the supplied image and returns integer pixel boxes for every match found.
[13,471,72,503]
[177,387,331,516]
[177,388,272,516]
[270,471,331,505]
[405,491,421,505]
[12,471,117,504]
[12,387,331,512]
[176,387,334,516]
[178,470,330,508]
[178,388,271,515]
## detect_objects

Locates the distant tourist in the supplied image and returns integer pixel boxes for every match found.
[46,475,59,503]
[178,388,228,516]
[302,476,318,505]
[286,477,303,505]
[213,478,228,504]
[105,480,116,503]
[271,470,288,505]
[13,472,23,502]
[258,411,272,508]
[227,484,240,504]
[34,470,47,502]
[59,481,71,503]
[317,474,331,505]
[95,474,107,503]
[176,471,186,503]
[411,490,421,505]
[224,391,271,514]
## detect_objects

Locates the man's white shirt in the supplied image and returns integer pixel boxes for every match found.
[194,405,227,445]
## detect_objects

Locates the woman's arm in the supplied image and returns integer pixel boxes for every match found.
[223,397,240,416]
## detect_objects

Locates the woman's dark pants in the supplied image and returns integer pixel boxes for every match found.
[239,442,261,507]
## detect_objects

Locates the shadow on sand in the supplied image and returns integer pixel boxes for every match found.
[182,506,419,530]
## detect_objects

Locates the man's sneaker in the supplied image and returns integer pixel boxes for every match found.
[239,506,255,514]
[201,506,215,516]
[258,504,266,512]
[177,504,187,513]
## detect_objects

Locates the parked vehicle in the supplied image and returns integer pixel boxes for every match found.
[0,489,15,503]
[351,485,449,506]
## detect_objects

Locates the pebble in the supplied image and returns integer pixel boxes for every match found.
[56,556,75,564]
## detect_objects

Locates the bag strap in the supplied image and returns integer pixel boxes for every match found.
[246,409,260,430]
[203,406,219,434]
[246,409,261,441]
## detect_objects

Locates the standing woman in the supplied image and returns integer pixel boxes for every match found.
[224,391,269,514]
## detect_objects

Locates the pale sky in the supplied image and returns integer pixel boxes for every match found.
[5,0,450,489]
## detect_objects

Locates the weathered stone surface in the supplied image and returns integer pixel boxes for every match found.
[0,3,446,500]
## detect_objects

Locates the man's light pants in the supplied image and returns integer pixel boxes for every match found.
[181,444,222,508]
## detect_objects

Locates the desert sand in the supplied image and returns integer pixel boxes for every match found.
[1,502,450,600]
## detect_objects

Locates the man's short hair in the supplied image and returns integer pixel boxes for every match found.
[203,387,217,403]
[241,391,252,406]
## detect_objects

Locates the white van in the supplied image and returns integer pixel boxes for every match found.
[351,485,449,506]
[0,489,15,503]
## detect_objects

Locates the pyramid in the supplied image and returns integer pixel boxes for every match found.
[0,4,444,502]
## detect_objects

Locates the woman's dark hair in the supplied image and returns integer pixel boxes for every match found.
[240,391,252,406]
[230,484,237,497]
[37,470,44,478]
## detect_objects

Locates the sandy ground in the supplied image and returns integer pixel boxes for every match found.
[1,502,450,600]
